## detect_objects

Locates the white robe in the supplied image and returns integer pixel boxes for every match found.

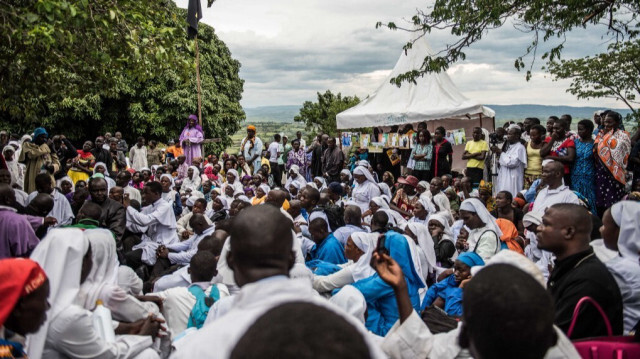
[129,198,178,265]
[123,185,142,204]
[351,181,381,213]
[166,226,216,265]
[606,255,640,333]
[27,189,74,226]
[129,146,148,171]
[176,212,213,237]
[496,142,527,197]
[170,277,385,358]
[381,310,580,359]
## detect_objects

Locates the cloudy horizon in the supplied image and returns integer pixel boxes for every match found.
[175,0,628,110]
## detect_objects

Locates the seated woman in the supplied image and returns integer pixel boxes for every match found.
[429,213,456,269]
[457,198,503,262]
[28,228,162,359]
[0,258,49,358]
[420,252,485,316]
[495,218,525,255]
[209,197,229,223]
[312,232,378,293]
[350,231,425,336]
[251,184,269,206]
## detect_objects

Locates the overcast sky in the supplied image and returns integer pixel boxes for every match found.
[175,0,623,109]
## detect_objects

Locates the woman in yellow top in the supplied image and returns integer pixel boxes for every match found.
[524,124,545,189]
[252,184,270,205]
[67,141,95,185]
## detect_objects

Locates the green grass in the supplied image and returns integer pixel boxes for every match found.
[225,121,308,154]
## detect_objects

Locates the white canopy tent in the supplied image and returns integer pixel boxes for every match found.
[336,33,495,129]
[336,33,496,170]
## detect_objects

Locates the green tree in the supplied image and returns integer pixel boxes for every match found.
[548,40,640,123]
[378,0,640,84]
[294,90,360,139]
[0,1,245,150]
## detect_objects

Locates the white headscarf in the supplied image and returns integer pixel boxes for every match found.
[285,165,307,188]
[341,169,352,180]
[76,229,119,310]
[611,201,640,263]
[432,192,453,223]
[92,162,116,190]
[407,222,437,274]
[3,145,20,186]
[329,285,367,325]
[370,196,406,227]
[314,176,327,191]
[216,196,230,210]
[56,176,75,192]
[117,266,143,296]
[160,174,177,204]
[289,180,302,190]
[226,169,239,183]
[182,166,202,192]
[428,213,454,244]
[353,166,376,185]
[28,228,89,359]
[258,184,271,196]
[306,182,318,190]
[460,198,503,238]
[378,182,391,198]
[160,173,175,190]
[417,197,437,215]
[349,232,378,281]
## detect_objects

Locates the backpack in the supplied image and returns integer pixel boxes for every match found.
[312,205,345,231]
[187,285,221,329]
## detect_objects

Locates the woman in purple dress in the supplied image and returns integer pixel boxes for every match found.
[179,114,204,166]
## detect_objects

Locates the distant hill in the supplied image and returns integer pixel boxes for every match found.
[244,104,634,124]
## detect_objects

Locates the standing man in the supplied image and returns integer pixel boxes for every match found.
[322,137,345,183]
[115,131,128,153]
[296,131,306,149]
[129,136,148,170]
[311,134,328,179]
[521,117,540,142]
[19,127,59,194]
[240,125,263,173]
[146,140,164,167]
[267,134,282,187]
[92,136,113,173]
[462,127,489,187]
[179,114,204,166]
[109,138,127,174]
[495,127,527,197]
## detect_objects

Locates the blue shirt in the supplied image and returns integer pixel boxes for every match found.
[307,234,347,265]
[421,274,464,316]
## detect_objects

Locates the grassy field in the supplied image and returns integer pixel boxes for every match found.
[225,121,308,155]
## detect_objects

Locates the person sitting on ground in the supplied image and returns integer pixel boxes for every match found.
[88,177,126,250]
[538,203,623,339]
[332,204,367,246]
[26,173,74,226]
[428,213,456,269]
[152,230,227,293]
[457,198,502,262]
[0,258,49,358]
[0,184,41,258]
[306,218,347,266]
[491,190,524,235]
[109,186,124,203]
[123,182,178,277]
[532,160,580,214]
[147,251,230,335]
[177,198,212,240]
[420,252,484,316]
[65,201,103,230]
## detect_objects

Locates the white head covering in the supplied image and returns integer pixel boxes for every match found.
[76,229,119,310]
[92,161,109,176]
[289,180,301,190]
[314,176,327,191]
[407,222,437,273]
[329,285,367,325]
[306,182,318,190]
[188,166,200,180]
[356,160,370,168]
[349,232,378,281]
[55,176,75,191]
[611,201,640,263]
[341,169,352,180]
[353,166,376,185]
[160,173,175,190]
[417,197,437,214]
[186,195,199,207]
[226,169,239,183]
[237,195,251,204]
[216,196,230,210]
[28,228,89,359]
[460,198,503,238]
[471,250,546,288]
[428,213,454,244]
[290,164,301,176]
[371,196,390,210]
[258,184,270,196]
[417,181,430,190]
[378,182,391,198]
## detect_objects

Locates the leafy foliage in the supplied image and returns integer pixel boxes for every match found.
[0,0,245,151]
[548,40,640,123]
[293,90,360,139]
[378,0,640,84]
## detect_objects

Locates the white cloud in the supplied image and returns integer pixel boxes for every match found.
[175,0,626,109]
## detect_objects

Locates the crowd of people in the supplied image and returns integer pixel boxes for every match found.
[1,110,639,358]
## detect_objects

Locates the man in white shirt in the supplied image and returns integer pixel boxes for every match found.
[129,136,148,170]
[532,160,579,214]
[171,205,384,358]
[123,182,178,271]
[27,173,74,226]
[240,125,263,173]
[267,134,282,186]
[154,214,215,275]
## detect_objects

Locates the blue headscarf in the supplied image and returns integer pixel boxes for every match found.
[457,252,485,268]
[384,231,425,290]
[33,127,48,139]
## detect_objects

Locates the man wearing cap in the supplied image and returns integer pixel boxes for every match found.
[241,125,263,173]
[18,127,60,194]
[391,175,420,218]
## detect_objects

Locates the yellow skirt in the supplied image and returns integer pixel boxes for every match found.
[67,169,90,185]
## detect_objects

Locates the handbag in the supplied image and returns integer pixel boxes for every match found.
[569,296,640,359]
